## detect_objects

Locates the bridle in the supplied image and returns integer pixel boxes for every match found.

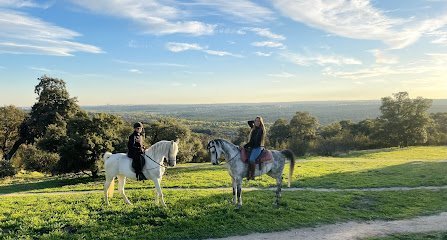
[207,142,240,164]
[144,143,176,169]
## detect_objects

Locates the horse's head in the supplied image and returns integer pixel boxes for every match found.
[207,140,222,165]
[167,139,180,167]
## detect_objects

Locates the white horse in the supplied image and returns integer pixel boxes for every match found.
[103,140,179,206]
[207,139,295,208]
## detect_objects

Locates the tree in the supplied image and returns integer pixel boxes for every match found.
[146,118,206,162]
[4,76,79,160]
[16,144,59,174]
[57,112,125,177]
[268,118,290,148]
[289,112,319,156]
[378,92,432,147]
[427,112,447,145]
[0,105,26,158]
[233,126,250,146]
[319,122,342,139]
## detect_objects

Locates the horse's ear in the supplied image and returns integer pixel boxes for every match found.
[175,138,180,144]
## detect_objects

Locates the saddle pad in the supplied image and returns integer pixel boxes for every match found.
[241,148,273,163]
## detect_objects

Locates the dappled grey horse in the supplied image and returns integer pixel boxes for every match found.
[103,140,179,206]
[207,139,295,208]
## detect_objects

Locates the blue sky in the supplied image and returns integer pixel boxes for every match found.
[1,0,446,106]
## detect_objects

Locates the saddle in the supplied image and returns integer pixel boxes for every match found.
[240,148,273,164]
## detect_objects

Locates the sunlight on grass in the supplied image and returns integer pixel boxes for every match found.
[1,189,447,239]
[1,146,446,194]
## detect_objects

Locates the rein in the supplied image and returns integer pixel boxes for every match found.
[207,143,240,164]
[143,143,174,169]
[144,152,166,168]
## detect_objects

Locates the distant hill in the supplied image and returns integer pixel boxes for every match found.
[83,99,447,125]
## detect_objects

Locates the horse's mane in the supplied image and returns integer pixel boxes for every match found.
[145,140,171,157]
[211,139,238,152]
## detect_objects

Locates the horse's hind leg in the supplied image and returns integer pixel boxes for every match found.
[275,176,283,206]
[154,178,166,207]
[117,175,131,205]
[104,176,115,205]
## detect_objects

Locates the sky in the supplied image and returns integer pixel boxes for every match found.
[0,0,447,106]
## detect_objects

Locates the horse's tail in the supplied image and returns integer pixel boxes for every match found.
[281,149,295,188]
[103,152,113,162]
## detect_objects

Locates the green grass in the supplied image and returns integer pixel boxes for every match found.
[1,146,446,194]
[1,189,447,239]
[1,146,447,239]
[367,232,447,240]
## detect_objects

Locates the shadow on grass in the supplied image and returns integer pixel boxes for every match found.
[292,161,447,189]
[336,148,397,158]
[2,161,447,195]
[9,187,447,240]
[0,175,103,194]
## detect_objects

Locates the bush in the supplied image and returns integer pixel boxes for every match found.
[0,159,17,178]
[17,144,59,173]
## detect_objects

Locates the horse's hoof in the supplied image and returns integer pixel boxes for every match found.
[236,204,242,210]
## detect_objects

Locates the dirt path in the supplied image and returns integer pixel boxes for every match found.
[1,185,447,197]
[212,212,447,240]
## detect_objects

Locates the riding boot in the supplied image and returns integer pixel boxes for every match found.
[248,163,256,180]
[137,172,147,181]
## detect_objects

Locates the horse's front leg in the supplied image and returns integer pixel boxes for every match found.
[154,178,166,207]
[117,175,131,205]
[236,178,243,209]
[231,177,237,204]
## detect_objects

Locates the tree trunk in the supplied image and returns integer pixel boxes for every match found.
[3,138,25,161]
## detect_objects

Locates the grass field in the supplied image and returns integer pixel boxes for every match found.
[1,146,446,194]
[368,232,447,240]
[1,146,447,239]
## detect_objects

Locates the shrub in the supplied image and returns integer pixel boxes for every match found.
[0,159,17,178]
[17,144,59,173]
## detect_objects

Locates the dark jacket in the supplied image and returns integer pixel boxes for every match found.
[244,127,263,148]
[127,131,145,158]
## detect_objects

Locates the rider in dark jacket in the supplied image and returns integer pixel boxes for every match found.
[244,116,265,180]
[128,122,147,180]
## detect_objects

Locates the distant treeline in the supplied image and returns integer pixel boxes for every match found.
[1,76,446,178]
[83,99,447,125]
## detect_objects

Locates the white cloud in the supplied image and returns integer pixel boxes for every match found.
[255,51,272,57]
[129,69,142,74]
[324,53,447,79]
[0,10,102,56]
[191,0,273,23]
[428,30,447,45]
[268,71,295,78]
[282,52,362,66]
[246,27,285,40]
[0,0,51,8]
[370,49,399,64]
[70,0,215,36]
[28,66,67,74]
[113,59,187,67]
[29,66,52,72]
[252,41,285,49]
[166,42,203,52]
[203,49,243,57]
[166,42,243,57]
[272,0,447,49]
